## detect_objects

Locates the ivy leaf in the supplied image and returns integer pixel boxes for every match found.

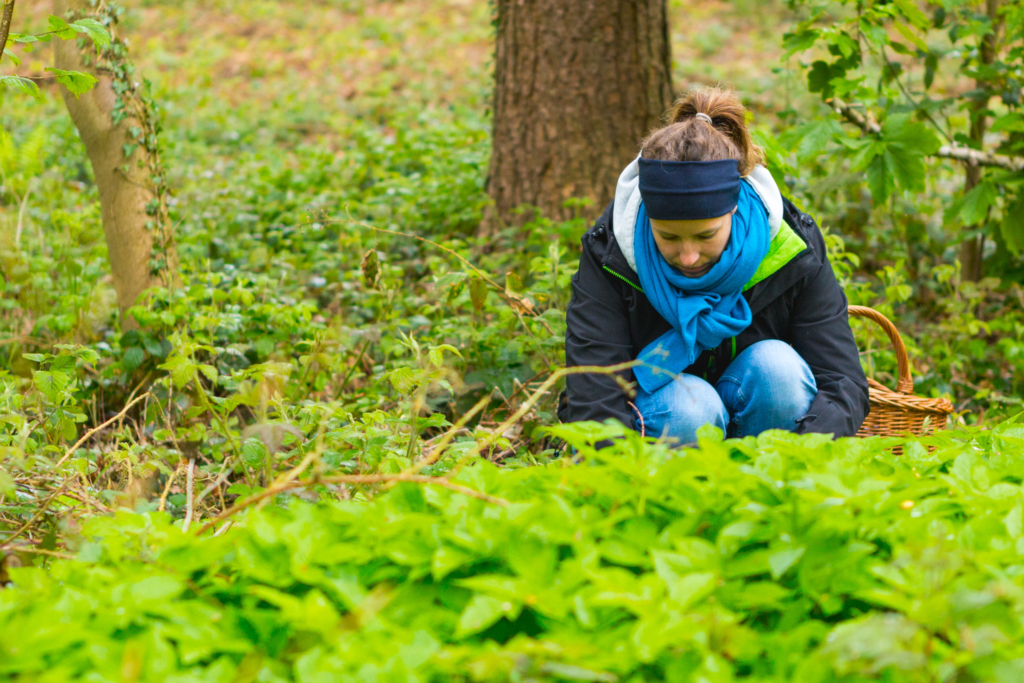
[0,75,38,95]
[69,18,111,49]
[45,68,98,98]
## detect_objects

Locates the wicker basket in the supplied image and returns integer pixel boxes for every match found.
[849,305,954,438]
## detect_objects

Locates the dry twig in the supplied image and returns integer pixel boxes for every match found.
[52,393,150,472]
[181,459,196,533]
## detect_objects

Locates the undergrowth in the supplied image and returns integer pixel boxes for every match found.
[0,1,1022,679]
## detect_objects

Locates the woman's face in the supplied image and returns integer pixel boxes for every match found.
[649,210,734,278]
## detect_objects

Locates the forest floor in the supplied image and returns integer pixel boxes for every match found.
[1,1,1024,679]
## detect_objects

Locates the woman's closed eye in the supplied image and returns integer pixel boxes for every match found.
[659,231,716,242]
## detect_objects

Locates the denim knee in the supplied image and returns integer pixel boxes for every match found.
[716,340,817,437]
[634,374,729,444]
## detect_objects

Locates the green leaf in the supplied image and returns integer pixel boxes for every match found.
[46,14,75,40]
[894,0,931,30]
[893,21,928,53]
[469,278,488,311]
[959,182,998,226]
[69,18,111,49]
[783,28,819,57]
[129,576,183,605]
[1000,194,1024,255]
[0,467,14,497]
[866,151,896,203]
[160,355,198,388]
[663,571,717,608]
[45,68,98,97]
[0,75,39,95]
[122,346,146,371]
[50,354,77,375]
[887,145,928,194]
[504,271,523,296]
[990,113,1024,134]
[434,271,467,289]
[427,344,462,368]
[881,114,941,155]
[795,119,842,159]
[768,545,806,579]
[537,663,618,683]
[1004,504,1023,539]
[198,364,219,383]
[242,438,267,468]
[33,370,70,403]
[455,594,507,638]
[807,61,834,96]
[47,14,70,31]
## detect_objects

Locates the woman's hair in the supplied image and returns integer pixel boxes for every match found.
[640,86,763,176]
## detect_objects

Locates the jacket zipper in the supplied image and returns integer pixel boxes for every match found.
[603,265,644,293]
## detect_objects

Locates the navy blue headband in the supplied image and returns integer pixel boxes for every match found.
[637,158,741,220]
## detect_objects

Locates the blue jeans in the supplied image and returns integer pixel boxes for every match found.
[633,340,817,443]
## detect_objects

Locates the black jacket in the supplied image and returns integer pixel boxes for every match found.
[558,197,869,437]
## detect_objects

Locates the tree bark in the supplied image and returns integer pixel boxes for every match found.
[959,0,1002,282]
[0,0,16,70]
[487,0,673,226]
[53,0,176,323]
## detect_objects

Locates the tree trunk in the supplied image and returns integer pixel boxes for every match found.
[487,0,673,226]
[53,0,177,323]
[959,0,1002,283]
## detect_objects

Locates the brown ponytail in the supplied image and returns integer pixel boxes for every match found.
[640,86,764,176]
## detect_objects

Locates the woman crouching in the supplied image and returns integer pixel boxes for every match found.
[559,87,869,443]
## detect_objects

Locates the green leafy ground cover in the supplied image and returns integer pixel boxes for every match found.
[0,0,1023,679]
[6,422,1024,682]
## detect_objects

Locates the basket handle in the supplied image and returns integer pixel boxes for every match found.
[847,305,913,394]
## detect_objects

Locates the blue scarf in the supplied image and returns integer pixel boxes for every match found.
[633,182,770,393]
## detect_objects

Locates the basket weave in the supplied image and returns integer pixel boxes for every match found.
[849,305,954,438]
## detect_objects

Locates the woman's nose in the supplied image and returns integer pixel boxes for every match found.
[678,248,700,267]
